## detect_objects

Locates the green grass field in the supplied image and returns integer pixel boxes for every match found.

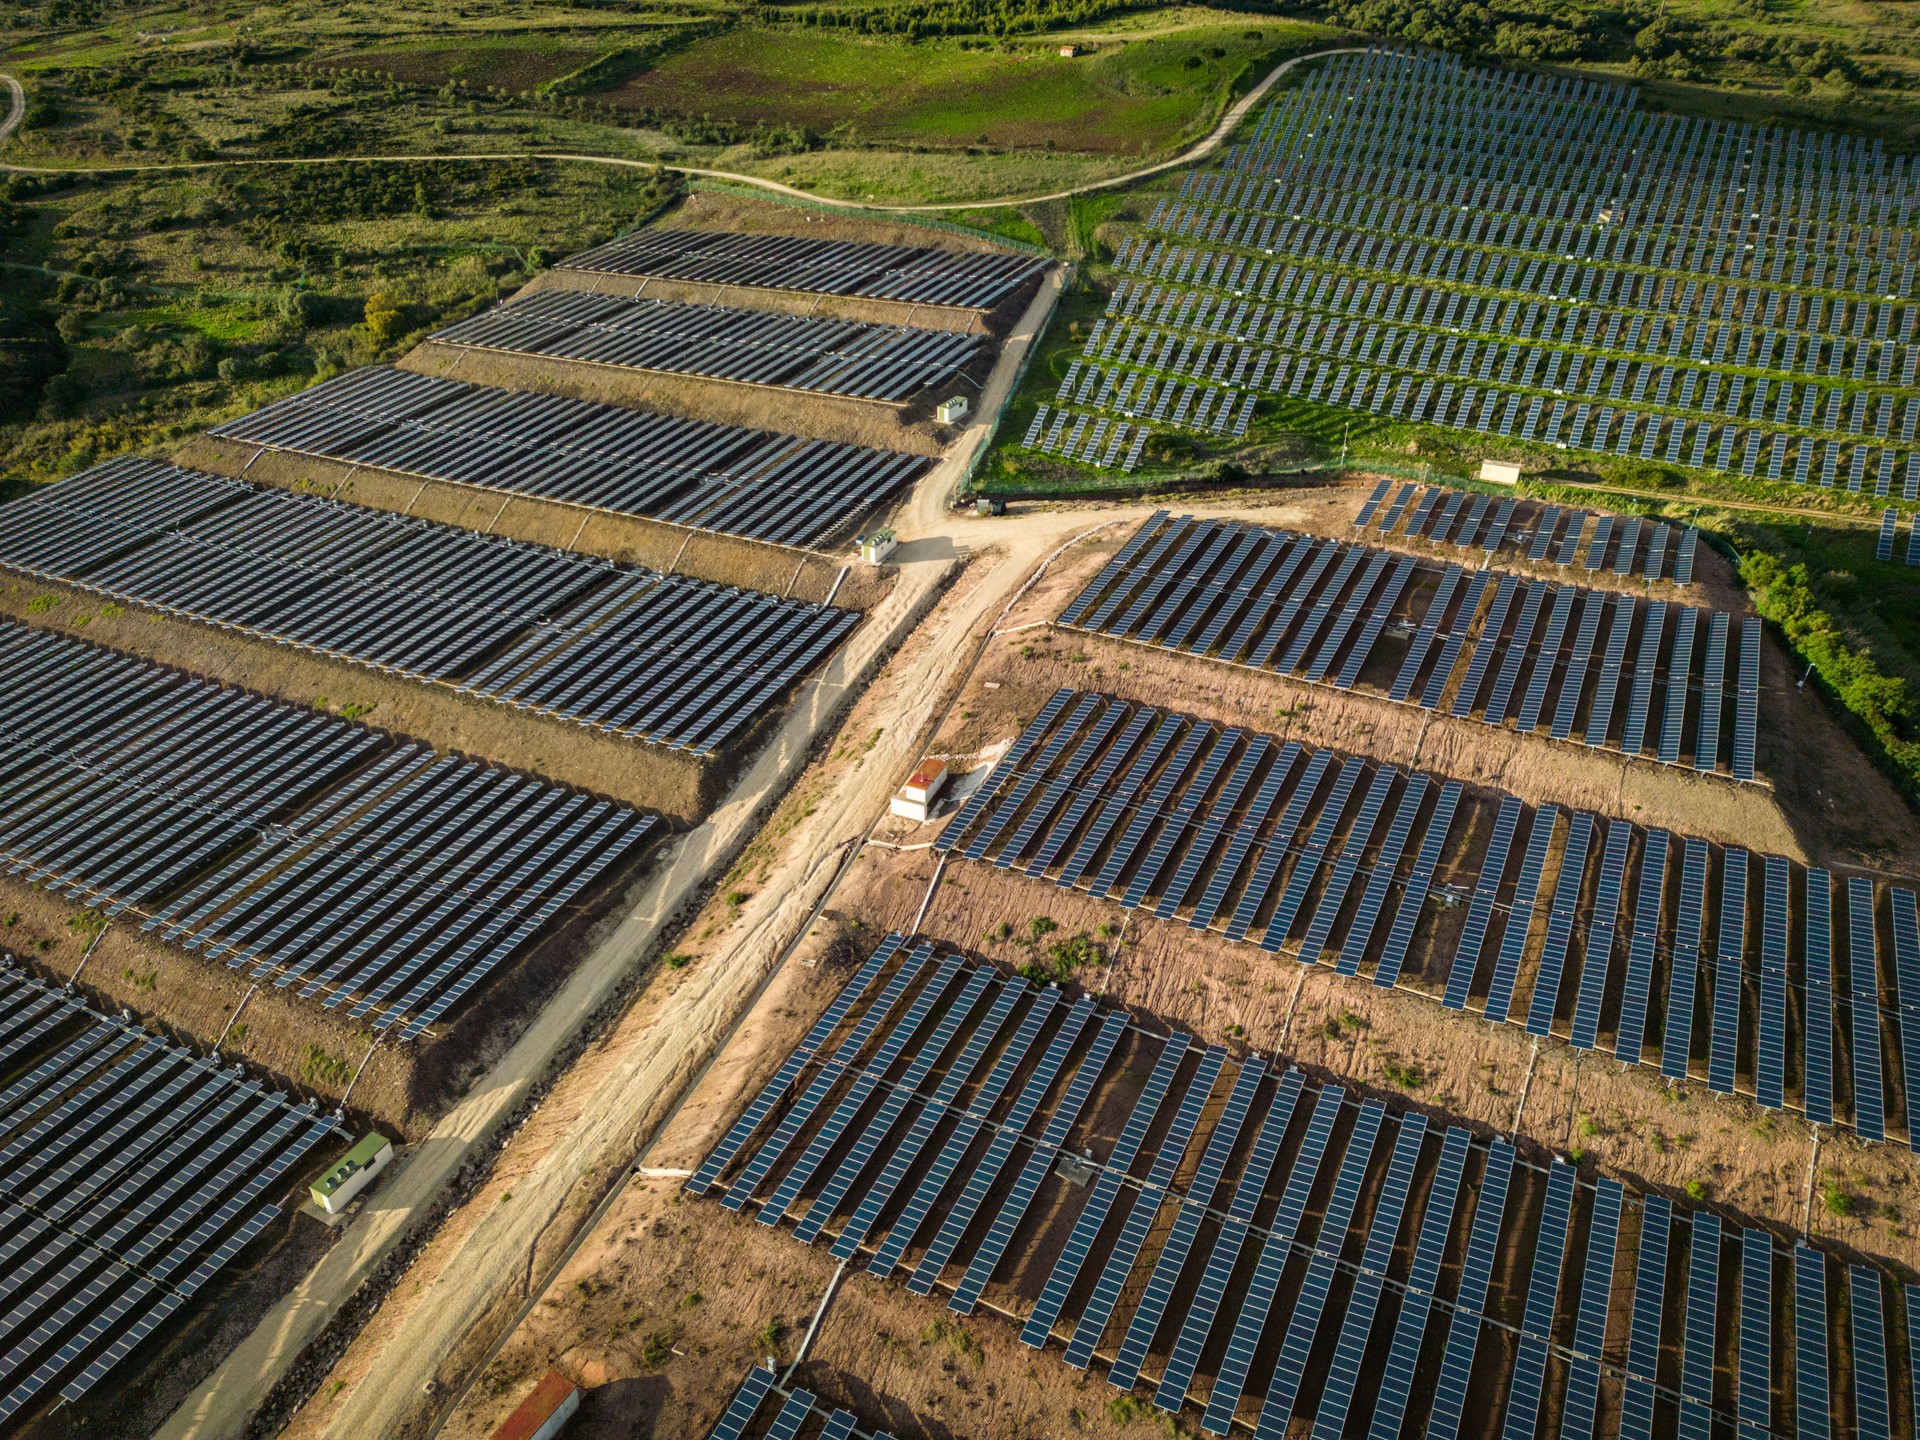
[601,19,1334,154]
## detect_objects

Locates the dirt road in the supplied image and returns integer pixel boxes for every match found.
[0,74,22,145]
[154,268,1066,1440]
[0,50,1369,212]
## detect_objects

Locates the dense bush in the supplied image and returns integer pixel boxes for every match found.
[1740,550,1920,794]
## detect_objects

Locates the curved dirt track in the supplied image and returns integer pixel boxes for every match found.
[0,48,1368,210]
[0,73,22,144]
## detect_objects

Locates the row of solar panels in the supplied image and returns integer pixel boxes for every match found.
[1072,301,1917,496]
[557,228,1046,310]
[934,688,1918,1140]
[1095,264,1916,457]
[207,367,925,552]
[428,290,983,404]
[1160,186,1917,340]
[0,960,342,1423]
[1875,504,1920,569]
[1235,49,1911,225]
[0,622,659,1036]
[1236,59,1908,220]
[1354,479,1699,585]
[706,1367,887,1440]
[1176,165,1917,295]
[1018,404,1150,471]
[693,935,1917,1438]
[1061,513,1756,779]
[1117,238,1919,396]
[0,456,856,758]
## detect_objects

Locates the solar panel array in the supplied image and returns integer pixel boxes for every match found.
[0,958,342,1424]
[429,291,983,403]
[936,687,1920,1142]
[207,367,928,550]
[1043,46,1920,495]
[1354,479,1697,584]
[560,230,1045,311]
[706,1365,901,1440]
[693,934,1916,1437]
[0,621,659,1036]
[1062,512,1756,779]
[0,457,857,758]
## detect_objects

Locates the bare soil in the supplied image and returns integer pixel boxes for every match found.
[170,434,899,612]
[0,576,722,825]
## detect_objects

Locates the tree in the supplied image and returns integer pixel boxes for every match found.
[363,291,405,347]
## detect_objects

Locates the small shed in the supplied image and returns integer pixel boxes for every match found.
[310,1133,392,1216]
[1058,43,1082,57]
[1478,460,1523,485]
[858,529,898,565]
[937,395,970,425]
[891,759,950,823]
[975,496,1006,517]
[490,1371,580,1440]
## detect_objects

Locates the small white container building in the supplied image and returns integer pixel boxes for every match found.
[310,1132,392,1215]
[858,529,898,565]
[937,395,971,425]
[891,759,949,823]
[1478,460,1523,485]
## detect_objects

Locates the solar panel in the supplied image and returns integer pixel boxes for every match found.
[1853,1265,1892,1440]
[1738,1227,1773,1440]
[790,964,997,1244]
[1365,1126,1470,1440]
[1584,593,1636,747]
[831,975,1027,1260]
[1022,1035,1191,1348]
[1200,1083,1346,1434]
[1659,607,1698,765]
[1484,805,1559,1024]
[1526,812,1593,1035]
[1619,1194,1671,1440]
[1796,1244,1831,1440]
[1696,612,1730,772]
[887,998,1090,1290]
[706,1366,776,1440]
[1678,1213,1723,1440]
[1355,478,1393,527]
[1425,1139,1516,1440]
[1500,1159,1577,1440]
[1622,600,1665,756]
[1846,876,1886,1142]
[763,1389,817,1440]
[1758,856,1791,1111]
[758,951,966,1228]
[430,291,983,402]
[723,947,938,1212]
[1559,1177,1623,1440]
[1570,820,1633,1050]
[1443,795,1524,1010]
[1734,617,1761,781]
[1108,1060,1265,1389]
[953,996,1134,1308]
[1156,1070,1306,1412]
[1879,508,1899,562]
[1252,1098,1387,1437]
[1675,526,1699,585]
[1060,1048,1224,1357]
[1309,1112,1428,1440]
[208,367,928,549]
[1893,888,1920,1153]
[1806,870,1837,1127]
[1298,766,1399,967]
[1708,849,1749,1094]
[1661,838,1711,1081]
[689,937,900,1194]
